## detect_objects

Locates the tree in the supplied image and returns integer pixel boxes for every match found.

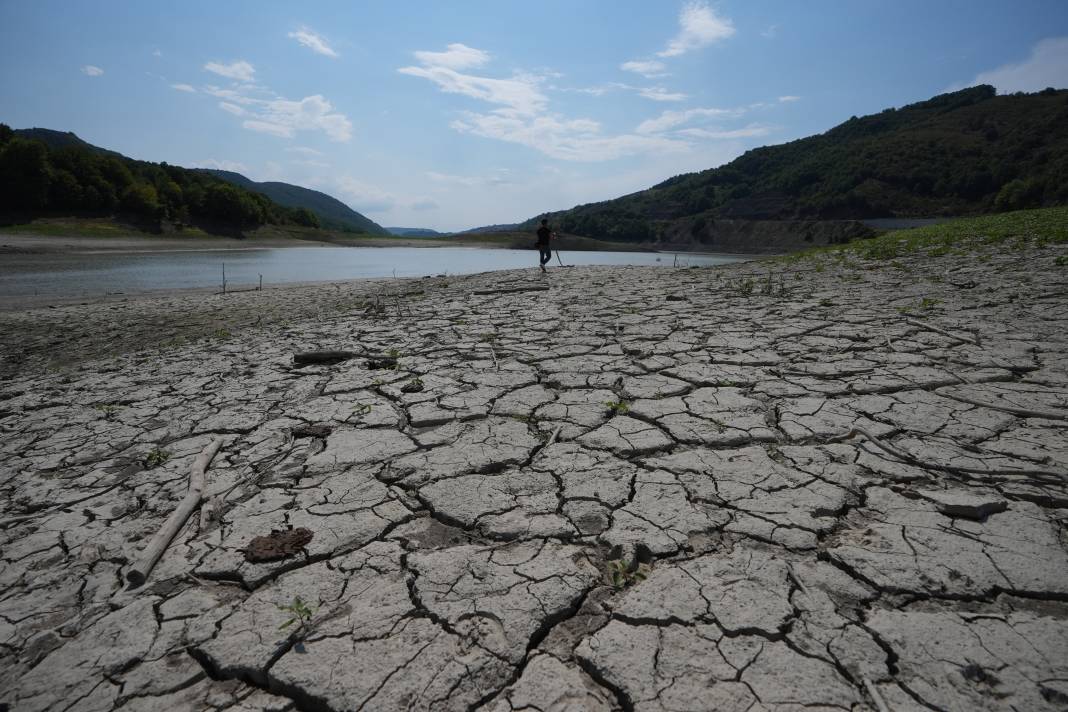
[0,138,52,210]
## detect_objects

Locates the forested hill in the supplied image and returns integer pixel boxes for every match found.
[0,125,321,231]
[202,170,388,235]
[524,86,1068,242]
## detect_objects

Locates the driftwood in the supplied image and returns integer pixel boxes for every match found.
[905,318,979,345]
[936,389,1068,421]
[830,427,1065,482]
[126,437,224,587]
[862,676,891,712]
[293,350,359,365]
[534,425,564,462]
[472,283,546,294]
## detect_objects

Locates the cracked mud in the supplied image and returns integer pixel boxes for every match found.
[2,243,1068,711]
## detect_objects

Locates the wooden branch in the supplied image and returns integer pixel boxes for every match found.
[534,425,564,462]
[830,427,1065,481]
[126,437,224,587]
[862,676,891,712]
[293,350,359,365]
[935,389,1068,421]
[487,345,500,371]
[472,285,550,296]
[905,318,979,345]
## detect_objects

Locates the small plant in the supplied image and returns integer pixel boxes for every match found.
[94,403,122,419]
[607,559,649,590]
[1055,255,1067,266]
[213,328,232,340]
[144,447,171,468]
[478,332,497,343]
[401,377,424,393]
[386,347,400,358]
[819,298,834,308]
[604,400,629,415]
[277,596,315,634]
[919,297,940,310]
[738,278,755,296]
[353,402,372,416]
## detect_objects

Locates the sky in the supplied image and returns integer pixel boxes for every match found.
[1,2,1067,232]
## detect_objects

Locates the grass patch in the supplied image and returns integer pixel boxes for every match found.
[781,207,1068,264]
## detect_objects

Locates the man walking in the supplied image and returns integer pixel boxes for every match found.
[536,218,554,272]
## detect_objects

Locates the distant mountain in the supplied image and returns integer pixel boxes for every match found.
[386,227,448,237]
[461,223,519,234]
[202,170,388,235]
[524,86,1068,245]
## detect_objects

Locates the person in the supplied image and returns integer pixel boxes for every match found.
[535,218,554,272]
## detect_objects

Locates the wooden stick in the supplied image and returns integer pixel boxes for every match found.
[905,318,979,345]
[936,389,1067,421]
[126,437,224,587]
[830,427,1065,481]
[487,345,500,371]
[862,676,891,712]
[534,425,564,462]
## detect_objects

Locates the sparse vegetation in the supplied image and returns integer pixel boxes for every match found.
[607,559,650,590]
[277,596,315,634]
[604,400,630,415]
[143,447,170,468]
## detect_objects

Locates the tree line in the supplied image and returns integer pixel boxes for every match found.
[0,124,320,230]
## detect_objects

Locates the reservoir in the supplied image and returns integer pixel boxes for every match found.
[0,246,751,299]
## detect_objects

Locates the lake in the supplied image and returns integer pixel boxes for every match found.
[0,246,751,298]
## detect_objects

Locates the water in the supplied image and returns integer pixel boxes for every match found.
[0,246,750,298]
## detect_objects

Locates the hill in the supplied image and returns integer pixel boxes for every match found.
[386,227,448,237]
[0,124,321,232]
[202,170,388,235]
[524,86,1068,248]
[462,223,520,234]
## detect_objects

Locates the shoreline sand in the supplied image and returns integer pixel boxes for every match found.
[2,243,1067,711]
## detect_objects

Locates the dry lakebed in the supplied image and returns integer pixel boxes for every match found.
[1,240,1067,711]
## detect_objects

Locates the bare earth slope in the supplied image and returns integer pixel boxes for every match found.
[1,238,1067,711]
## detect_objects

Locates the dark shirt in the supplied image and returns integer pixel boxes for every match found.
[536,226,551,245]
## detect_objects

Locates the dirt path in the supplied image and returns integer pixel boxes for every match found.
[2,243,1067,711]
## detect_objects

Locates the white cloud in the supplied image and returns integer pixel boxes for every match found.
[243,120,293,138]
[761,25,778,39]
[192,158,249,173]
[171,83,196,93]
[676,124,775,139]
[413,43,490,70]
[334,176,397,213]
[621,60,669,78]
[204,60,256,82]
[427,171,481,186]
[410,199,439,212]
[286,146,324,157]
[288,27,339,58]
[636,107,744,134]
[639,87,688,102]
[658,2,735,58]
[968,37,1068,92]
[81,65,104,77]
[778,95,800,102]
[399,65,547,115]
[219,102,246,115]
[205,84,352,141]
[451,111,689,162]
[153,49,162,57]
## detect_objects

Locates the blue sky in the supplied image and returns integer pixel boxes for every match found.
[2,1,1067,231]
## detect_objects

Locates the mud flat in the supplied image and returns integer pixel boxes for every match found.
[2,239,1067,711]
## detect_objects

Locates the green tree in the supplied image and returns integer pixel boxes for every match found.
[0,138,52,210]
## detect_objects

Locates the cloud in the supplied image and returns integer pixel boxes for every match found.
[676,124,775,139]
[451,111,688,162]
[413,43,490,70]
[205,84,353,141]
[333,176,396,213]
[639,87,688,102]
[778,95,800,102]
[171,83,196,93]
[204,60,255,82]
[399,66,547,116]
[81,65,104,77]
[288,26,339,58]
[219,102,245,115]
[410,199,439,212]
[968,37,1068,92]
[192,158,249,173]
[658,2,735,58]
[761,25,778,39]
[427,170,514,187]
[286,146,324,157]
[621,60,669,78]
[636,107,744,134]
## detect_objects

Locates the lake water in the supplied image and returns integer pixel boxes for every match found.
[0,247,751,298]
